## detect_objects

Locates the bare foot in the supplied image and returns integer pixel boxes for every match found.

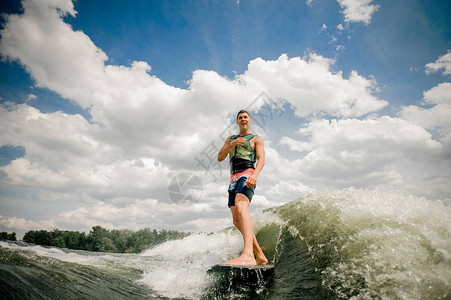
[256,257,268,265]
[224,254,257,266]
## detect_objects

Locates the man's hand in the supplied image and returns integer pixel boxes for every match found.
[218,136,247,162]
[230,137,246,147]
[246,173,258,188]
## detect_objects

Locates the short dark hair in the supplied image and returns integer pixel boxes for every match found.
[236,110,250,120]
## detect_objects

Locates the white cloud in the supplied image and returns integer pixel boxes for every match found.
[249,194,281,209]
[279,117,446,192]
[0,0,106,109]
[58,199,159,231]
[401,51,451,144]
[280,136,313,152]
[0,0,388,135]
[240,54,388,118]
[26,94,37,101]
[336,45,346,52]
[57,198,219,233]
[0,0,388,199]
[337,0,380,24]
[423,82,451,105]
[400,83,451,135]
[266,181,315,203]
[425,51,451,75]
[0,0,275,169]
[0,102,178,206]
[0,215,56,231]
[0,0,449,236]
[330,35,338,43]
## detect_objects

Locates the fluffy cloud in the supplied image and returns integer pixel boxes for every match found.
[266,181,315,203]
[400,83,451,136]
[280,117,446,192]
[337,0,380,24]
[0,0,388,194]
[273,51,451,197]
[240,54,388,117]
[26,94,37,101]
[401,51,451,148]
[0,0,448,235]
[425,51,451,75]
[0,103,172,196]
[58,198,221,233]
[0,0,106,109]
[0,215,56,231]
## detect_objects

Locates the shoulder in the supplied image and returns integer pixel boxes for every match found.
[253,135,264,146]
[250,134,263,146]
[252,135,262,142]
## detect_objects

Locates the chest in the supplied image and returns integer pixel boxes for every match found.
[231,135,256,150]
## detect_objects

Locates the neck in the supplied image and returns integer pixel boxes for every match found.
[239,129,251,136]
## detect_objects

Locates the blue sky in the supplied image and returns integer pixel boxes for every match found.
[0,0,450,236]
[2,1,449,106]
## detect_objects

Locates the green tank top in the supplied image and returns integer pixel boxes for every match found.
[229,133,257,174]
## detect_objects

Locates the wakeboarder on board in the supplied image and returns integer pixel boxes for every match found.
[216,110,268,266]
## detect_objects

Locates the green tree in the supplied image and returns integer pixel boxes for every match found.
[64,231,78,249]
[51,235,66,248]
[8,232,16,241]
[22,226,189,253]
[99,237,117,252]
[87,226,109,251]
[23,230,36,243]
[110,229,132,253]
[34,230,52,246]
[0,232,7,240]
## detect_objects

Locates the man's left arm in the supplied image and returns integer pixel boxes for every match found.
[246,136,265,188]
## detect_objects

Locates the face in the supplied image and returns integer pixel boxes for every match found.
[236,112,251,130]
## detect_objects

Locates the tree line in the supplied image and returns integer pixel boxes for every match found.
[0,232,17,241]
[22,226,190,253]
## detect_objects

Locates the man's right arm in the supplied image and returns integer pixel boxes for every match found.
[217,136,232,162]
[218,136,246,162]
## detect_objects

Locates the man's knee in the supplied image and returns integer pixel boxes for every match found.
[233,218,241,228]
[235,194,249,214]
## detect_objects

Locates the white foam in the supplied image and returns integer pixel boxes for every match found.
[138,231,243,299]
[295,188,451,298]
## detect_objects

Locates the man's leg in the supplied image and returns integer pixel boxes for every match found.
[230,205,268,265]
[225,193,259,265]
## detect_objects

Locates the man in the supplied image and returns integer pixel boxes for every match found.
[217,110,268,266]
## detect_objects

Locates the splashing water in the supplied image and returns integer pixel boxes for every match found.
[1,189,450,299]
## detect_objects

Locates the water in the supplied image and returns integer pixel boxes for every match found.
[1,189,450,299]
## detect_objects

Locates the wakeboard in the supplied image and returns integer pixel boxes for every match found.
[208,263,275,280]
[208,263,274,272]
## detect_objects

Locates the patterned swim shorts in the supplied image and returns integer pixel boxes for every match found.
[227,169,255,207]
